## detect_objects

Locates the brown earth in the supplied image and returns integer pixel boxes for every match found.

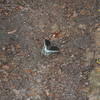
[0,0,100,100]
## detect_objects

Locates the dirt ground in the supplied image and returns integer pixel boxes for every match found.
[0,0,100,100]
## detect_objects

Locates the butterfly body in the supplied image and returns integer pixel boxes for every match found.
[42,39,59,55]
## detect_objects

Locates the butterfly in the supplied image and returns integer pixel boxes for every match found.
[41,39,59,55]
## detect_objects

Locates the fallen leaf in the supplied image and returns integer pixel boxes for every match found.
[80,9,91,15]
[4,12,9,16]
[23,69,37,76]
[77,87,89,92]
[2,65,10,70]
[15,44,21,49]
[8,29,16,34]
[11,85,16,89]
[16,51,26,56]
[45,90,58,98]
[15,6,24,10]
[24,69,33,73]
[51,32,64,39]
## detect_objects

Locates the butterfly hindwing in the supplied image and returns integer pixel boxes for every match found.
[42,39,59,55]
[48,46,59,52]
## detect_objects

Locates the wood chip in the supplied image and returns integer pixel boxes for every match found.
[8,29,16,34]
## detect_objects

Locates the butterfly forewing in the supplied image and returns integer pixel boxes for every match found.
[44,39,51,47]
[48,46,59,52]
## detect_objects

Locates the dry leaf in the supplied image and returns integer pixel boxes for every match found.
[24,69,36,76]
[80,9,90,15]
[15,44,21,49]
[51,32,64,39]
[15,6,24,10]
[24,69,33,73]
[11,85,16,89]
[2,65,10,70]
[4,12,9,16]
[78,87,89,92]
[45,90,58,98]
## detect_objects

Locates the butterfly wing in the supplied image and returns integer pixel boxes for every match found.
[42,39,59,55]
[44,39,51,47]
[48,46,59,52]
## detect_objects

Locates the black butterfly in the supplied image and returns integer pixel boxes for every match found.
[42,39,59,55]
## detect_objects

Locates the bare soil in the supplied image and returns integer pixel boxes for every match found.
[0,0,100,100]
